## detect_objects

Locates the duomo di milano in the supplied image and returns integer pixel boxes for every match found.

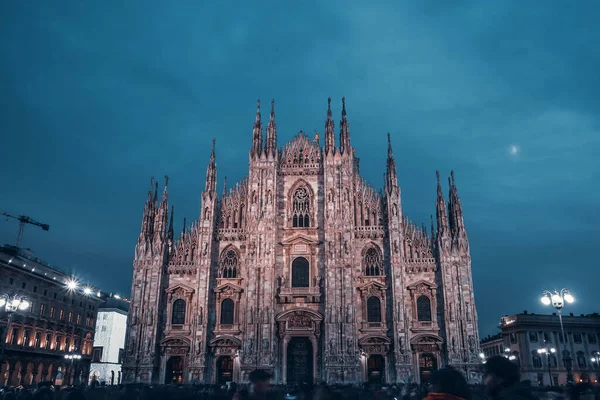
[122,98,482,385]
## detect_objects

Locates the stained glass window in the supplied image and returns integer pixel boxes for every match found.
[364,248,382,276]
[292,187,310,227]
[292,257,310,287]
[417,295,432,322]
[367,296,381,323]
[172,299,186,325]
[220,250,238,278]
[220,299,234,325]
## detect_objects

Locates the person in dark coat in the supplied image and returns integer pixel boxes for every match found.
[483,356,537,400]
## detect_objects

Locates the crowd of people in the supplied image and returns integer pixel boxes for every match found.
[1,356,598,400]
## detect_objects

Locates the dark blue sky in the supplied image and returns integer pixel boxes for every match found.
[1,1,598,336]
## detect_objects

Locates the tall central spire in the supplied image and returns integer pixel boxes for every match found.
[325,97,335,155]
[251,99,263,157]
[265,99,277,157]
[339,97,350,154]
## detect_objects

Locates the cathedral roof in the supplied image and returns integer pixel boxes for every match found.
[280,131,322,169]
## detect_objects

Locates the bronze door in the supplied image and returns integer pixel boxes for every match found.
[165,356,184,384]
[287,337,313,385]
[217,356,234,384]
[367,355,385,383]
[419,353,437,383]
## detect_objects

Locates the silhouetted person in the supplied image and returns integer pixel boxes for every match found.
[484,356,536,400]
[233,370,276,400]
[423,367,471,400]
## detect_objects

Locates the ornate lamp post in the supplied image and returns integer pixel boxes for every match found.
[0,294,30,366]
[64,354,82,385]
[591,351,600,383]
[541,289,575,384]
[537,343,556,386]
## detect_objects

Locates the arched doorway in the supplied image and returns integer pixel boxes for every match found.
[216,356,234,384]
[419,353,437,383]
[367,355,385,383]
[165,356,184,384]
[287,337,313,385]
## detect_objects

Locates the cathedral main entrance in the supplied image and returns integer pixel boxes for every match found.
[367,355,385,383]
[216,356,234,384]
[419,353,437,383]
[165,356,184,384]
[286,337,313,386]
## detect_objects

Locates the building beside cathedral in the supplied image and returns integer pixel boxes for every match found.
[122,98,481,385]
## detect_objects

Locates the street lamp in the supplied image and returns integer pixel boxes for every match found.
[592,351,600,380]
[0,294,30,366]
[64,354,82,385]
[537,344,556,386]
[541,289,574,384]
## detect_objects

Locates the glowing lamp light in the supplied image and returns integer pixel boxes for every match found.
[96,291,102,297]
[66,279,79,291]
[83,287,93,295]
[0,298,6,308]
[550,348,556,353]
[509,355,516,361]
[541,296,551,305]
[551,293,561,304]
[114,294,121,299]
[564,293,574,303]
[18,300,30,310]
[11,299,21,307]
[479,353,485,359]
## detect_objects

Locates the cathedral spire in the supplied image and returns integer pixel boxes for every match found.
[222,176,227,197]
[448,170,467,240]
[265,99,277,157]
[339,97,351,154]
[167,205,174,243]
[140,176,156,238]
[435,171,450,239]
[205,138,217,194]
[386,132,398,192]
[251,99,263,157]
[153,176,169,244]
[325,97,336,156]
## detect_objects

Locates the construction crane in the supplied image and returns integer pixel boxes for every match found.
[1,211,50,248]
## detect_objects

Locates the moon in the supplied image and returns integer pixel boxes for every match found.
[509,145,519,156]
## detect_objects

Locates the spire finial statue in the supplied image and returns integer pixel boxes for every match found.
[270,99,274,115]
[341,96,346,117]
[436,170,440,184]
[165,175,169,187]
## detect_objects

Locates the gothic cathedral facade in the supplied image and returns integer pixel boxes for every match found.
[122,98,481,385]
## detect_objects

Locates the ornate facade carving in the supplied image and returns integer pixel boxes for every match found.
[123,99,481,385]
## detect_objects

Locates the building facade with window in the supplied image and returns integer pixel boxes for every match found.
[482,312,600,386]
[122,99,481,385]
[0,245,103,387]
[89,295,129,385]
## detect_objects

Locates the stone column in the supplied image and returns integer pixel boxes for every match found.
[281,336,290,384]
[310,336,318,383]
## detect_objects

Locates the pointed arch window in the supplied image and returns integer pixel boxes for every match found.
[172,299,186,325]
[291,257,309,288]
[367,296,381,323]
[292,187,310,227]
[220,299,234,325]
[364,247,382,276]
[220,249,238,278]
[417,295,432,321]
